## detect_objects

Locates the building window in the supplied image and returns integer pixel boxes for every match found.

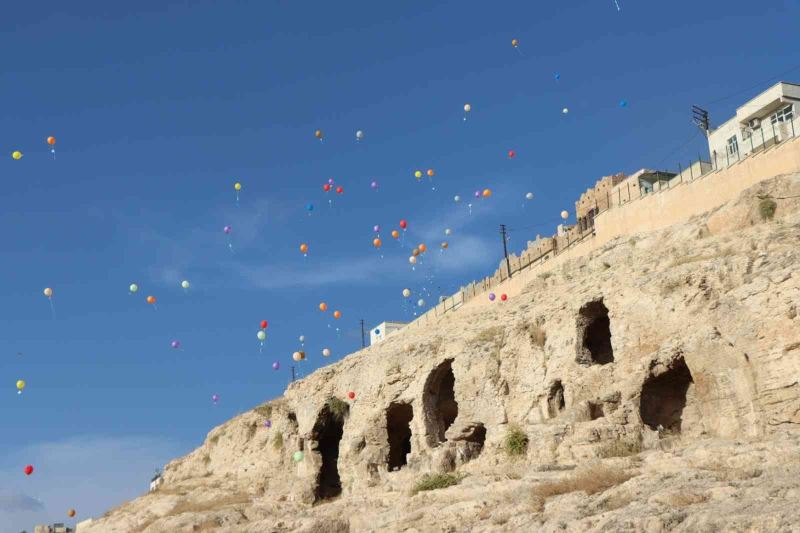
[770,104,794,125]
[727,135,739,155]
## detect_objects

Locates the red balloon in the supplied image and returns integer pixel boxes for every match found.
[24,465,34,476]
[508,150,516,158]
[323,184,331,192]
[336,186,344,194]
[399,219,408,229]
[500,294,508,301]
[260,320,268,329]
[347,391,355,400]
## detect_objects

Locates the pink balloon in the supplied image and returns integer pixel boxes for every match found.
[370,181,378,189]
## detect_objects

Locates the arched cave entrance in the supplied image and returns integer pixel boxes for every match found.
[547,380,566,418]
[386,402,413,471]
[640,357,694,435]
[576,299,614,365]
[312,405,345,502]
[423,359,459,444]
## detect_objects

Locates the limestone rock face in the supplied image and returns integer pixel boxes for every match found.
[80,174,800,532]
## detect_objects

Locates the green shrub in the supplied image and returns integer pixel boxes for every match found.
[253,402,273,418]
[412,473,463,494]
[326,397,350,421]
[758,197,777,221]
[272,431,283,449]
[504,425,529,457]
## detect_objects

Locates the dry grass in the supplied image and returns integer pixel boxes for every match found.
[669,246,734,268]
[664,491,709,508]
[518,320,547,349]
[253,402,273,418]
[167,492,250,516]
[272,431,284,449]
[208,434,220,446]
[412,473,464,494]
[596,437,642,459]
[325,396,350,421]
[504,425,529,457]
[602,490,635,511]
[473,326,505,345]
[246,422,258,441]
[531,464,634,501]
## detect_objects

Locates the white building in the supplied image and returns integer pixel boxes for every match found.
[707,81,800,168]
[149,471,163,492]
[369,321,407,345]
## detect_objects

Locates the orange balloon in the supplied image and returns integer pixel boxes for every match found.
[315,130,323,139]
[333,310,341,319]
[319,302,328,312]
[373,238,382,248]
[418,243,427,253]
[300,243,308,254]
[391,230,399,239]
[412,248,420,256]
[427,169,434,177]
[441,241,449,249]
[146,296,156,304]
[67,509,76,518]
[482,188,492,198]
[47,136,56,145]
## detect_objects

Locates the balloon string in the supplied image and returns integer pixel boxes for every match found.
[49,299,56,320]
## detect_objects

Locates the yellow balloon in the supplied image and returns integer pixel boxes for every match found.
[414,170,422,179]
[16,380,25,390]
[234,182,242,191]
[12,151,22,160]
[512,39,519,47]
[43,287,53,298]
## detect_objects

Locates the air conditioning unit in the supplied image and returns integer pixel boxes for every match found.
[749,118,761,130]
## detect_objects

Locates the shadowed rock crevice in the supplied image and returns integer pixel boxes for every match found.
[576,299,614,365]
[423,359,459,445]
[640,357,694,435]
[548,380,566,418]
[312,406,345,502]
[386,402,413,471]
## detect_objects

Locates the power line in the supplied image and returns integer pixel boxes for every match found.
[703,63,800,107]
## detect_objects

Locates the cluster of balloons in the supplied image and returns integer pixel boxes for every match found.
[488,293,509,302]
[318,302,342,319]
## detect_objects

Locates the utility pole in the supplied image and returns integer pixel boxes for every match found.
[500,224,512,279]
[692,105,710,132]
[360,319,366,348]
[291,366,296,383]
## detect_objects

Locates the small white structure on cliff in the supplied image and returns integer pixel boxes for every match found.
[369,321,407,345]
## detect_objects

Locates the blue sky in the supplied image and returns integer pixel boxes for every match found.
[2,0,799,528]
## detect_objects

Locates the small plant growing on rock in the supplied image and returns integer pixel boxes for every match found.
[272,431,284,449]
[325,396,350,421]
[412,473,464,494]
[504,425,529,457]
[253,402,273,418]
[758,196,777,221]
[596,436,642,459]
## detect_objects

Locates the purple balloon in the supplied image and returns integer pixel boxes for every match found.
[373,225,381,233]
[171,340,181,349]
[223,225,232,234]
[264,420,272,428]
[211,394,219,402]
[272,361,280,370]
[370,181,378,189]
[488,293,496,301]
[328,178,334,185]
[474,190,480,198]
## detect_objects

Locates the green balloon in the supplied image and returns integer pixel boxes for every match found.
[129,283,138,293]
[293,451,304,462]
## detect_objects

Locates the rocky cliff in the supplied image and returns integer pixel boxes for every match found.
[82,173,800,533]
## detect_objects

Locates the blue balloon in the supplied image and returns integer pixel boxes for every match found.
[374,329,381,335]
[554,73,561,81]
[306,203,314,211]
[619,100,628,108]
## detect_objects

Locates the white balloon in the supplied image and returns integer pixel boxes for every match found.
[417,299,426,307]
[562,108,569,114]
[464,104,471,112]
[526,192,534,200]
[444,228,452,236]
[402,288,411,298]
[299,335,305,343]
[322,348,331,357]
[409,256,417,264]
[257,330,266,341]
[454,195,461,202]
[561,210,569,220]
[181,280,190,289]
[356,130,364,140]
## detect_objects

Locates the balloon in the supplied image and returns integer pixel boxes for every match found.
[347,391,356,400]
[418,243,427,253]
[402,288,411,298]
[12,151,22,160]
[441,241,448,249]
[414,170,422,179]
[315,130,323,139]
[371,181,378,189]
[43,287,53,298]
[171,340,181,349]
[181,280,190,290]
[293,451,304,462]
[67,509,76,518]
[333,310,341,319]
[409,256,417,264]
[482,189,492,198]
[260,320,268,329]
[16,379,25,391]
[561,210,569,220]
[391,230,399,239]
[24,465,34,476]
[323,183,331,192]
[445,228,452,236]
[224,225,232,234]
[526,192,534,200]
[508,150,516,158]
[474,190,480,198]
[129,283,138,293]
[417,299,425,307]
[265,419,272,428]
[292,351,303,362]
[619,100,628,108]
[306,203,314,212]
[146,296,156,304]
[319,302,328,311]
[464,104,471,113]
[257,330,266,341]
[328,178,334,184]
[299,335,305,343]
[555,73,561,80]
[322,348,331,357]
[47,137,56,145]
[399,219,408,229]
[234,182,242,191]
[427,169,434,177]
[272,361,280,370]
[511,39,519,47]
[489,293,496,301]
[336,186,344,194]
[212,394,219,403]
[412,248,420,257]
[374,328,380,335]
[454,195,461,202]
[300,243,309,254]
[373,224,380,233]
[562,108,569,114]
[356,130,364,140]
[373,238,382,248]
[501,294,508,301]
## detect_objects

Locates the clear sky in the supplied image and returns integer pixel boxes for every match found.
[2,0,798,529]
